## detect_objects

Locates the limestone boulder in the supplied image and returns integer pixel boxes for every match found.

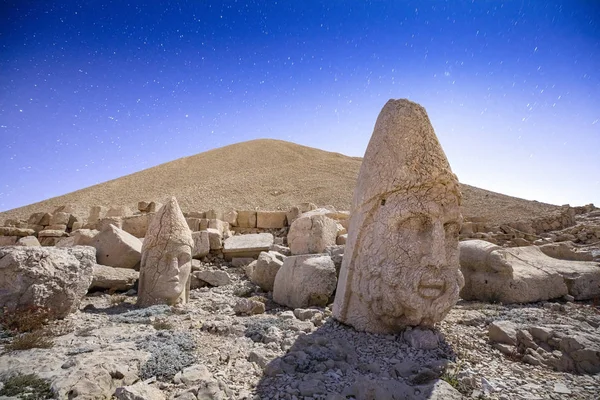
[286,203,317,225]
[459,239,600,303]
[206,228,223,250]
[234,298,266,315]
[223,209,239,226]
[92,225,142,269]
[250,251,284,291]
[287,211,338,255]
[71,229,100,246]
[223,233,274,260]
[195,269,232,287]
[273,254,337,309]
[0,246,95,317]
[90,264,139,292]
[209,219,230,238]
[137,197,194,307]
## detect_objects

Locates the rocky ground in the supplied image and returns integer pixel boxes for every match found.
[0,198,598,400]
[0,259,598,400]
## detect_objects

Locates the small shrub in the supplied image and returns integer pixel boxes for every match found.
[137,331,197,380]
[152,319,173,330]
[5,331,54,351]
[0,373,55,399]
[441,370,460,389]
[0,306,56,333]
[440,361,471,394]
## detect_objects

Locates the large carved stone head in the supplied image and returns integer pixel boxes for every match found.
[333,99,464,333]
[137,197,194,307]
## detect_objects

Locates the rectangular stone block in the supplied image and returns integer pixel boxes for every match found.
[206,228,223,250]
[222,233,274,260]
[50,212,70,225]
[123,214,153,238]
[45,224,67,231]
[186,217,201,232]
[209,219,230,236]
[192,230,210,258]
[199,218,209,231]
[237,211,257,228]
[257,211,287,229]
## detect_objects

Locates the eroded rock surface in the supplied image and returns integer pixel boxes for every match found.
[0,246,95,317]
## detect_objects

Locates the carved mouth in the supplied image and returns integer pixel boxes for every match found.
[418,278,445,299]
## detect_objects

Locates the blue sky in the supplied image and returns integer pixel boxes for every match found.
[1,0,599,211]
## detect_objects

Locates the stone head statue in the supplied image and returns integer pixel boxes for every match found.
[333,99,464,333]
[137,197,194,307]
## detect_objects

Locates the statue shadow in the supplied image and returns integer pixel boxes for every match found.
[254,317,461,399]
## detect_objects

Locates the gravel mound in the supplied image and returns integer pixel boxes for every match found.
[0,139,565,226]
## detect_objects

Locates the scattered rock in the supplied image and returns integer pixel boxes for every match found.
[273,254,337,308]
[0,246,94,317]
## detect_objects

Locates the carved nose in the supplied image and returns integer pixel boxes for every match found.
[428,221,447,268]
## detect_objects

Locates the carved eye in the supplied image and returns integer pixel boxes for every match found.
[381,198,386,206]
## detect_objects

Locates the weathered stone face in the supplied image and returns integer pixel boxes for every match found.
[137,197,194,307]
[333,99,464,333]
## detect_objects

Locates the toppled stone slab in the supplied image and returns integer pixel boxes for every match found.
[0,226,36,237]
[92,225,142,270]
[194,269,231,287]
[460,239,600,303]
[223,233,274,260]
[90,264,139,292]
